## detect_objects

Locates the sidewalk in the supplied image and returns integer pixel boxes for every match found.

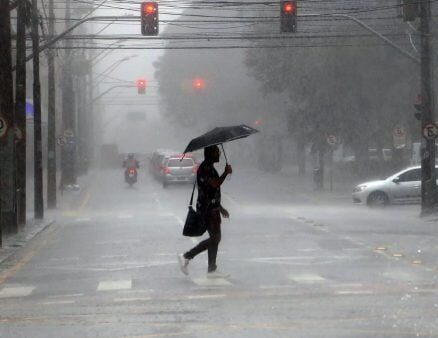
[0,173,93,265]
[0,217,55,264]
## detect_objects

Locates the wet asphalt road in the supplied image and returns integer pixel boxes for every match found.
[0,168,437,337]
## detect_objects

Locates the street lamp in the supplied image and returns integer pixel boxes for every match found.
[94,54,138,82]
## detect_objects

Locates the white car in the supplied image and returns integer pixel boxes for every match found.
[352,166,430,207]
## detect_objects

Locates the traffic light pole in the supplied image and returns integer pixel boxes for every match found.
[61,0,77,189]
[0,0,17,244]
[419,0,436,215]
[47,0,56,208]
[15,0,27,226]
[31,0,44,219]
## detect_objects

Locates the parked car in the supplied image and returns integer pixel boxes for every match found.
[150,149,175,179]
[352,166,436,207]
[161,155,198,188]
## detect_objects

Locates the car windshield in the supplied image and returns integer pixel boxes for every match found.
[167,158,194,167]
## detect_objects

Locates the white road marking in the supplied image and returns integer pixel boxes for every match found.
[192,278,232,286]
[288,274,326,283]
[40,300,76,305]
[75,217,91,222]
[118,289,153,295]
[48,293,83,298]
[329,283,364,288]
[97,280,132,291]
[335,290,374,295]
[175,216,184,226]
[49,257,80,261]
[96,240,141,245]
[117,214,133,219]
[259,285,295,289]
[186,294,226,300]
[114,297,151,302]
[100,255,129,259]
[0,286,35,298]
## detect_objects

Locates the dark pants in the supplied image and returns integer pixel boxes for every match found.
[184,209,221,272]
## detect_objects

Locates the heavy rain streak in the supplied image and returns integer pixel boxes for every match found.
[1,0,438,337]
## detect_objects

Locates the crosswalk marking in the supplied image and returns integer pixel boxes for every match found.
[39,300,76,305]
[192,278,232,286]
[117,214,133,219]
[186,294,226,300]
[288,274,326,283]
[75,217,90,222]
[48,293,83,298]
[335,290,374,295]
[97,280,132,291]
[0,286,35,298]
[114,297,151,302]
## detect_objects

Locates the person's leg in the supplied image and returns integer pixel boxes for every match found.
[184,210,220,263]
[207,210,221,273]
[184,236,210,260]
[184,211,211,259]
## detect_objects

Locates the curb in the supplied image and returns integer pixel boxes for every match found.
[0,218,56,265]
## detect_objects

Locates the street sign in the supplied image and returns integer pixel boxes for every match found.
[423,123,438,140]
[0,117,8,138]
[57,136,66,146]
[326,134,337,145]
[393,126,406,149]
[393,126,406,138]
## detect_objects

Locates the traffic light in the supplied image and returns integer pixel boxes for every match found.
[141,2,158,36]
[402,0,419,22]
[137,78,147,94]
[192,77,205,91]
[280,1,297,33]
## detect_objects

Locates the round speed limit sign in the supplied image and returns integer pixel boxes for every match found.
[423,123,438,140]
[0,117,8,138]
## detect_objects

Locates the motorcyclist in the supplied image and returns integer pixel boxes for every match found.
[123,153,140,182]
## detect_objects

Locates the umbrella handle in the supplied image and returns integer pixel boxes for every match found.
[220,144,228,164]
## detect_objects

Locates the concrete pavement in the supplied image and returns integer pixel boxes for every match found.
[0,167,437,337]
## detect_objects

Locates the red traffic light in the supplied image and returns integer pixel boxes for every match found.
[192,77,205,91]
[142,2,157,14]
[141,2,159,35]
[137,78,147,94]
[283,1,295,13]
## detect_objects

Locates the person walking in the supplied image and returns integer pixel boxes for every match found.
[178,145,232,278]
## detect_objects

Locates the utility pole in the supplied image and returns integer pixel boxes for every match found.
[419,0,436,215]
[0,0,17,243]
[31,0,44,219]
[15,0,27,227]
[61,0,77,190]
[47,0,56,208]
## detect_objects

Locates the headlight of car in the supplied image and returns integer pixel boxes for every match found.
[353,185,367,193]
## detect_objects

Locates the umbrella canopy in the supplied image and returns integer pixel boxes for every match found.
[183,124,259,163]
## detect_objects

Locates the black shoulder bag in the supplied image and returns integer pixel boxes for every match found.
[182,180,207,237]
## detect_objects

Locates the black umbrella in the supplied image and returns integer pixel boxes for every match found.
[183,124,259,163]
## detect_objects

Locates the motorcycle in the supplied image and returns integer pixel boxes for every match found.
[125,167,138,187]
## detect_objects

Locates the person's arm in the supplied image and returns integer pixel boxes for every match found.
[219,204,230,218]
[208,164,232,188]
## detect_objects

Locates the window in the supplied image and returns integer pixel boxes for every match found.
[399,169,421,182]
[167,158,194,167]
